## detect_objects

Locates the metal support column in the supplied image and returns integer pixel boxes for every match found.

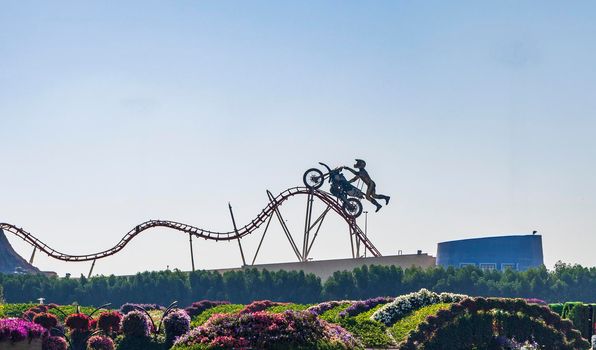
[29,247,36,264]
[302,192,314,261]
[88,259,96,278]
[251,213,274,265]
[189,233,195,271]
[228,203,247,266]
[267,190,303,261]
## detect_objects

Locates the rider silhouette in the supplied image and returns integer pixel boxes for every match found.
[343,159,390,212]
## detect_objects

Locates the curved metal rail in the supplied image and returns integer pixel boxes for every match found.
[0,187,381,263]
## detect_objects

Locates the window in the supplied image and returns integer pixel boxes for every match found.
[501,263,518,271]
[459,263,476,268]
[479,263,497,271]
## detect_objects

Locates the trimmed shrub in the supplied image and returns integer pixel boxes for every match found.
[65,313,92,331]
[184,300,229,318]
[550,303,565,315]
[43,335,69,350]
[97,311,123,335]
[163,309,191,347]
[33,312,59,330]
[120,311,151,338]
[87,335,115,350]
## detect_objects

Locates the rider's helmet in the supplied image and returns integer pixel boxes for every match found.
[354,159,366,169]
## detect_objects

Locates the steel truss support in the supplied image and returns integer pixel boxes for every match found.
[189,233,195,271]
[228,203,247,266]
[305,206,331,259]
[251,213,274,265]
[267,190,303,261]
[88,259,96,278]
[29,247,36,264]
[302,192,314,261]
[349,225,362,258]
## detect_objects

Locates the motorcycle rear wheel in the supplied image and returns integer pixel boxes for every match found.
[343,198,363,218]
[303,168,324,189]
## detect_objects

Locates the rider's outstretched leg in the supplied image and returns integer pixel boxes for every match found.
[373,193,390,205]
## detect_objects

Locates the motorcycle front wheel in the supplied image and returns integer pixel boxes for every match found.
[303,168,324,189]
[343,198,363,218]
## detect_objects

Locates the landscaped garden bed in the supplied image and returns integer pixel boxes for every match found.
[0,292,593,349]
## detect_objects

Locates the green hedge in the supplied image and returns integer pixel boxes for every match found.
[561,302,594,340]
[335,304,393,348]
[549,303,564,315]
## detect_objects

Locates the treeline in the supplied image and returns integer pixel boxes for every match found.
[0,262,594,306]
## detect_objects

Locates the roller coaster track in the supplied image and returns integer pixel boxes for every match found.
[0,187,381,265]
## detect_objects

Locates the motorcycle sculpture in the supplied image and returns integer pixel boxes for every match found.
[302,162,364,218]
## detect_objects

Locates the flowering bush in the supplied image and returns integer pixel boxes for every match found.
[184,300,230,318]
[163,309,191,346]
[307,301,352,316]
[120,310,152,338]
[173,310,362,349]
[208,335,250,349]
[372,289,467,326]
[65,313,91,331]
[33,312,59,330]
[0,318,46,343]
[339,297,393,318]
[239,300,285,314]
[87,335,115,350]
[43,335,68,350]
[96,311,122,335]
[119,303,163,315]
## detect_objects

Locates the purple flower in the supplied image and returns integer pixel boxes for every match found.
[87,335,115,350]
[339,296,394,318]
[0,318,47,343]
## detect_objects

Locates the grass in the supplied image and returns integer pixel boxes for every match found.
[319,302,352,322]
[390,303,451,343]
[335,303,394,348]
[266,303,312,313]
[0,303,106,321]
[190,304,244,328]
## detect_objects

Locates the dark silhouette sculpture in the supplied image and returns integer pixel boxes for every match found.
[343,159,390,212]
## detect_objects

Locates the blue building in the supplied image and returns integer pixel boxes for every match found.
[436,234,544,271]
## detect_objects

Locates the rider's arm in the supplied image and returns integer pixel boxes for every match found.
[342,166,358,175]
[348,176,359,183]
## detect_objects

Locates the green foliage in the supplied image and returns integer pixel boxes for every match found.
[397,297,590,350]
[549,303,564,315]
[0,303,36,317]
[0,262,594,305]
[266,303,311,313]
[562,302,594,339]
[190,304,243,328]
[319,302,351,322]
[390,303,451,342]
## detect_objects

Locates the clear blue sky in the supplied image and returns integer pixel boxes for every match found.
[1,1,595,276]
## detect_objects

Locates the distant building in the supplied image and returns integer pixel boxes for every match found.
[436,235,544,271]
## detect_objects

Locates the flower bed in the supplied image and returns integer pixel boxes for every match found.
[372,288,467,326]
[339,297,393,318]
[173,310,362,350]
[0,318,47,347]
